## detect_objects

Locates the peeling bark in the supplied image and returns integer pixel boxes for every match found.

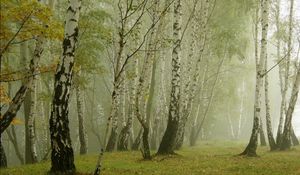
[264,56,277,150]
[175,0,210,149]
[157,0,182,155]
[240,0,269,156]
[75,73,88,155]
[28,38,45,164]
[49,0,81,173]
[280,56,300,150]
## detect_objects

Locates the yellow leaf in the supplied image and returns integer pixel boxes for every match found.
[0,84,11,105]
[11,118,23,125]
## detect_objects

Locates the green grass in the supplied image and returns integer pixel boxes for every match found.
[1,141,300,175]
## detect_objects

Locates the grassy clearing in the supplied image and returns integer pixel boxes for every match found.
[1,141,300,175]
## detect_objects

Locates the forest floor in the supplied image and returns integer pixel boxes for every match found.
[1,141,300,175]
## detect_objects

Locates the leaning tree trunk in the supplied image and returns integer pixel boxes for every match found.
[157,0,182,155]
[277,0,294,147]
[280,59,300,150]
[0,20,44,169]
[6,126,25,164]
[141,127,151,159]
[132,128,143,151]
[0,138,7,168]
[75,74,88,155]
[290,28,300,148]
[264,56,277,150]
[49,0,81,173]
[240,0,269,157]
[193,55,224,145]
[279,0,295,151]
[291,127,299,146]
[0,61,38,167]
[175,0,209,149]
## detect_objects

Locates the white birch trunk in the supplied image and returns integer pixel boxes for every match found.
[240,0,269,156]
[157,0,182,155]
[75,73,88,155]
[264,56,277,150]
[281,59,300,150]
[49,0,81,173]
[280,0,297,150]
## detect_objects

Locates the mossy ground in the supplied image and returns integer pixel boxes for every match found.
[1,141,300,175]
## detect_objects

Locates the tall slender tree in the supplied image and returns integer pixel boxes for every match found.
[264,57,277,150]
[175,0,211,149]
[49,0,82,173]
[280,58,300,150]
[75,70,88,155]
[240,0,269,157]
[105,0,149,151]
[157,0,182,155]
[275,0,285,147]
[280,0,297,150]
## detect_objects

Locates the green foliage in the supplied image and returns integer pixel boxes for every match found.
[72,0,113,88]
[208,0,252,60]
[0,0,63,52]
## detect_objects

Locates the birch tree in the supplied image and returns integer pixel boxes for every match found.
[105,0,149,151]
[175,0,210,149]
[157,0,182,155]
[0,1,57,167]
[49,0,81,173]
[279,0,298,151]
[275,0,286,146]
[240,0,269,157]
[75,70,88,155]
[264,57,277,150]
[280,59,300,150]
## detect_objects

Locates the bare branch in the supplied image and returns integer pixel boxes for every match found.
[115,0,176,81]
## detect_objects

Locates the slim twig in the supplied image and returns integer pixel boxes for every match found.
[260,51,289,77]
[0,11,33,58]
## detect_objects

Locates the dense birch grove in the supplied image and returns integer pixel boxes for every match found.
[0,0,300,174]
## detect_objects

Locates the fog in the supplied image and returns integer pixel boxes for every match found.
[1,0,300,174]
